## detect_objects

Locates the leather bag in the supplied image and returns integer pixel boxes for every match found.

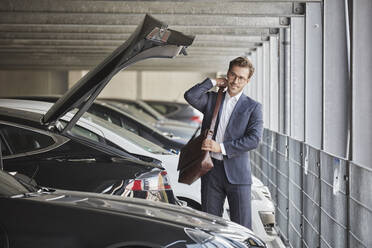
[177,87,224,185]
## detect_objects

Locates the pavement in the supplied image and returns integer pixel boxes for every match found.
[266,236,287,248]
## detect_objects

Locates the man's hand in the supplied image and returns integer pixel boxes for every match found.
[215,77,228,88]
[202,139,222,153]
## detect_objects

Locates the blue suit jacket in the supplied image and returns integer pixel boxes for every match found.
[184,78,263,184]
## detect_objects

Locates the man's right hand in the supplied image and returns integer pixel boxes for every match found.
[215,78,228,88]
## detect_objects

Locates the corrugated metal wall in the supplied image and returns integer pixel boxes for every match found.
[251,129,371,248]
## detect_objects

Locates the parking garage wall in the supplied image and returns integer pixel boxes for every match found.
[141,71,215,102]
[0,70,68,97]
[68,70,214,103]
[251,128,372,248]
[247,5,372,246]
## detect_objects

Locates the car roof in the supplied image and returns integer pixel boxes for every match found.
[0,99,171,157]
[0,106,45,129]
[99,98,165,120]
[145,100,188,106]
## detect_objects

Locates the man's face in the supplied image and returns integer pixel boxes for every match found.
[226,65,250,97]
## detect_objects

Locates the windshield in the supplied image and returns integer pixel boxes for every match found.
[77,111,171,155]
[104,101,158,124]
[0,171,32,197]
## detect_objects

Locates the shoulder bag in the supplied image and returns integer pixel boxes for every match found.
[177,87,224,185]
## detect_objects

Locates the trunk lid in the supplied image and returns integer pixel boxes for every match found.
[42,15,194,135]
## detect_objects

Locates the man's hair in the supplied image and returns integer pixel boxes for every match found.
[228,56,255,80]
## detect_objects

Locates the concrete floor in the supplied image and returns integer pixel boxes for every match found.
[266,236,286,248]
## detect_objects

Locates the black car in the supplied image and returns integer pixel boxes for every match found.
[90,101,188,149]
[0,169,266,248]
[0,106,175,203]
[99,98,199,140]
[144,100,203,127]
[0,15,195,204]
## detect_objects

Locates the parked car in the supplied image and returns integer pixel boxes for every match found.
[0,169,267,248]
[144,100,203,127]
[1,99,186,195]
[100,98,199,140]
[7,95,187,152]
[0,14,197,204]
[0,105,176,204]
[90,100,189,148]
[0,98,277,242]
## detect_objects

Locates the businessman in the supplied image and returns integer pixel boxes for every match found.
[184,57,263,229]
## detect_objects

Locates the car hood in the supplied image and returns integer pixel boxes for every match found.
[41,14,194,127]
[25,189,255,236]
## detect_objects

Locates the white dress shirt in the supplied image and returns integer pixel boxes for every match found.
[210,79,243,160]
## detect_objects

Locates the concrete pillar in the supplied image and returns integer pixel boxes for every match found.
[305,2,323,149]
[0,70,68,97]
[67,70,214,102]
[136,71,143,100]
[68,70,138,100]
[246,51,258,101]
[352,0,372,168]
[269,34,279,132]
[263,41,270,128]
[290,17,305,141]
[256,46,264,105]
[68,70,86,89]
[323,0,349,158]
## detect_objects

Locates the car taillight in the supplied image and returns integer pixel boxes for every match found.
[126,170,172,191]
[190,115,202,123]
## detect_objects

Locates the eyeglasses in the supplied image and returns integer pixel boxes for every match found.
[227,71,248,84]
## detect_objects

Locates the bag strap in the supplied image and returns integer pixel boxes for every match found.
[207,87,224,139]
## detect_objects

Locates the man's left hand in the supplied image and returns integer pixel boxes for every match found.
[202,139,222,153]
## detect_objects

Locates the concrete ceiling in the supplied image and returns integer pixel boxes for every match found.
[0,0,318,71]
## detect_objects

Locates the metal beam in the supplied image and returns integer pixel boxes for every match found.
[0,46,252,53]
[0,52,248,59]
[0,13,287,28]
[195,35,264,43]
[0,0,304,71]
[0,33,263,43]
[0,33,262,42]
[0,54,241,63]
[0,1,300,16]
[0,65,229,72]
[0,54,234,71]
[0,24,271,36]
[0,39,261,48]
[59,0,320,2]
[0,52,236,59]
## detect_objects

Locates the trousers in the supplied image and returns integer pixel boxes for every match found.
[201,158,252,229]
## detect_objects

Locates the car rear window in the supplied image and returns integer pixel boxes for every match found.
[105,101,158,123]
[0,124,55,155]
[0,136,10,156]
[150,103,178,115]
